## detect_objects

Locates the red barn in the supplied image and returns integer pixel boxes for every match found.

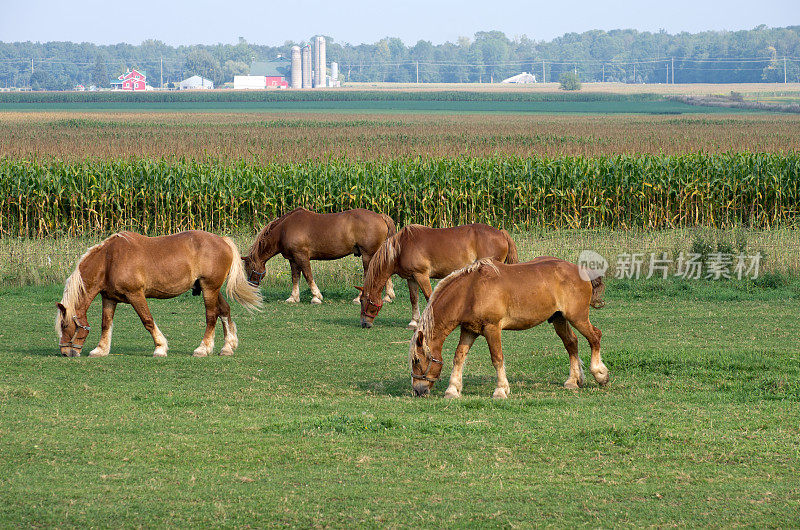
[111,69,147,91]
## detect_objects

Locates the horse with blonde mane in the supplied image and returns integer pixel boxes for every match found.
[243,207,396,304]
[358,223,518,328]
[409,257,608,398]
[55,231,262,358]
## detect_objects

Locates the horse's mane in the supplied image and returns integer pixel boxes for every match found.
[248,208,307,259]
[417,258,499,341]
[54,233,125,335]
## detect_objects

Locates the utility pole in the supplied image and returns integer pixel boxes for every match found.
[671,57,674,84]
[31,58,34,73]
[602,63,605,82]
[785,57,788,84]
[416,61,419,83]
[633,63,636,83]
[542,60,545,83]
[160,57,163,89]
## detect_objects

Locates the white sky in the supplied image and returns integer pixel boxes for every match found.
[1,0,797,46]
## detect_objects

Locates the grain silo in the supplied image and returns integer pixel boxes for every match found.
[290,46,302,89]
[301,46,312,88]
[319,36,327,86]
[331,62,339,84]
[313,37,320,87]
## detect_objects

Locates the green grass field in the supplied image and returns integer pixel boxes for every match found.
[1,278,798,526]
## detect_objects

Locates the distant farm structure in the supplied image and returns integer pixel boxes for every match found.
[111,69,147,91]
[234,36,339,90]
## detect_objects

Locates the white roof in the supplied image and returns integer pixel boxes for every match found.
[501,72,537,84]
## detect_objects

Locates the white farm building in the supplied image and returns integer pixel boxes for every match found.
[179,75,214,90]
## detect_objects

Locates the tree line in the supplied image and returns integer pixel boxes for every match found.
[1,26,798,90]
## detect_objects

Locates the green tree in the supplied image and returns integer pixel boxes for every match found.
[559,71,582,90]
[183,49,221,85]
[91,55,108,88]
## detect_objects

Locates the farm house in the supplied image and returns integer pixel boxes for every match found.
[110,69,147,90]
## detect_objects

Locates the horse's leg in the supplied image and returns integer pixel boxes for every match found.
[217,293,238,356]
[297,256,323,304]
[484,324,510,399]
[89,295,117,357]
[354,253,372,304]
[552,314,584,389]
[407,278,421,329]
[128,292,168,357]
[444,328,478,399]
[193,288,221,357]
[286,260,301,303]
[571,318,608,386]
[414,273,434,301]
[385,276,396,302]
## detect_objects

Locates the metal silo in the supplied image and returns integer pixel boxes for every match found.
[313,37,321,87]
[302,45,312,88]
[290,46,302,89]
[319,37,327,86]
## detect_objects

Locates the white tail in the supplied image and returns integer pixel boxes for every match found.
[223,237,263,312]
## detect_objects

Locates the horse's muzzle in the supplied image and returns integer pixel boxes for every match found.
[361,320,373,329]
[412,383,431,397]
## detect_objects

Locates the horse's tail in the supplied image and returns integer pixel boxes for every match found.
[380,213,397,238]
[590,276,606,309]
[501,230,519,264]
[223,237,263,312]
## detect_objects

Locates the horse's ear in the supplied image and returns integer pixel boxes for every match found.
[56,302,66,316]
[354,285,363,292]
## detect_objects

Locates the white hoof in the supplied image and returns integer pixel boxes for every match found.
[492,387,508,400]
[89,347,108,358]
[311,296,323,304]
[220,346,234,356]
[444,387,461,399]
[192,346,208,357]
[153,348,168,358]
[406,320,419,330]
[382,295,393,303]
[352,296,361,305]
[285,297,299,303]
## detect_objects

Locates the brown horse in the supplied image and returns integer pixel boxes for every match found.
[243,207,396,304]
[55,231,262,358]
[408,257,608,398]
[358,223,518,328]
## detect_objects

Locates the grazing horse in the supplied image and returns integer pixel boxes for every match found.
[408,257,608,398]
[358,223,518,328]
[243,207,396,304]
[55,231,262,358]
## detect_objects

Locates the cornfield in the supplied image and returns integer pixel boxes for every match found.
[1,154,798,236]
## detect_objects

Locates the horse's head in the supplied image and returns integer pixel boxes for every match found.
[356,286,382,328]
[409,329,442,396]
[242,256,266,287]
[55,303,90,357]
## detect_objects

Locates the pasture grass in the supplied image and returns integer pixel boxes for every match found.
[0,280,798,527]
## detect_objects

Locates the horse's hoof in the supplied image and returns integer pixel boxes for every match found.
[88,348,108,358]
[444,387,461,399]
[563,380,581,390]
[285,297,299,303]
[351,297,361,305]
[153,350,168,358]
[492,387,508,400]
[311,297,323,304]
[382,295,393,303]
[219,346,234,356]
[406,320,419,330]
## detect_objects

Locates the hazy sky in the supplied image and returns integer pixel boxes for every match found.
[1,0,797,46]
